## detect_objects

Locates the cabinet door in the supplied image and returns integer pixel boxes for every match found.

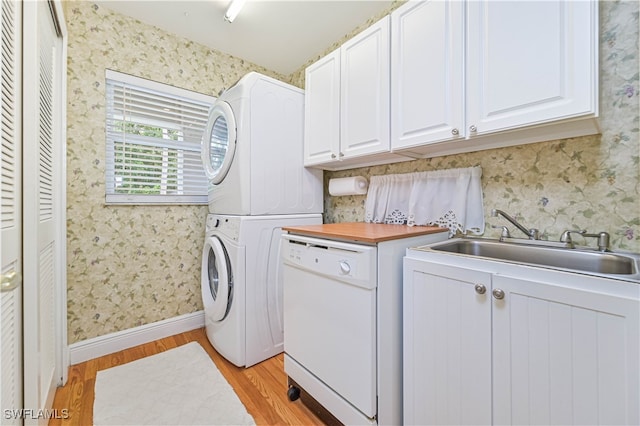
[466,0,597,136]
[340,16,390,159]
[303,49,340,166]
[403,259,492,425]
[391,0,464,150]
[492,275,640,425]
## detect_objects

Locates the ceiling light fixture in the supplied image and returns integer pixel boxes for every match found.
[224,0,246,23]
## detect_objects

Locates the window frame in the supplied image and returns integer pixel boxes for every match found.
[104,70,215,205]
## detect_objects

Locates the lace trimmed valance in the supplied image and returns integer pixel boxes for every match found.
[364,166,484,236]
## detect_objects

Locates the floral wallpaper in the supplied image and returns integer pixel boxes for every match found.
[64,1,285,343]
[290,0,640,254]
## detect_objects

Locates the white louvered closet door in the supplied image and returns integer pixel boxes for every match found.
[1,0,23,424]
[23,0,66,421]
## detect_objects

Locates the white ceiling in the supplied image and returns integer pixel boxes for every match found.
[95,0,395,76]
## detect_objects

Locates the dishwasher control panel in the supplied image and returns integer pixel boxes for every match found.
[282,234,377,290]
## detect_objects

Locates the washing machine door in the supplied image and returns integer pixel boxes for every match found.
[201,101,237,184]
[201,235,233,321]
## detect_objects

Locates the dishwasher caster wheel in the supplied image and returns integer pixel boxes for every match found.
[287,386,300,401]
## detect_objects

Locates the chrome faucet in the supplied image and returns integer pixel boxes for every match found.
[491,209,540,240]
[560,230,610,252]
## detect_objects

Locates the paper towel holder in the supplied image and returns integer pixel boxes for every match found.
[328,176,369,196]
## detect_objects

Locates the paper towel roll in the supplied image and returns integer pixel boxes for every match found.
[328,176,369,196]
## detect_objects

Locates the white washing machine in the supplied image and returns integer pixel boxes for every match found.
[201,213,322,367]
[201,72,323,215]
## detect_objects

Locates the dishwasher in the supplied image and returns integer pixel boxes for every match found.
[281,224,449,425]
[282,233,378,425]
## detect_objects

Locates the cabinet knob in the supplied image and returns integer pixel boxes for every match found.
[339,152,344,158]
[492,288,505,300]
[331,153,337,159]
[1,270,21,292]
[451,128,459,136]
[469,125,477,133]
[474,283,486,295]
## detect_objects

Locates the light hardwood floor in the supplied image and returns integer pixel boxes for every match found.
[49,327,324,425]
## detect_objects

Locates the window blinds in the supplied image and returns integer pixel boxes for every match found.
[105,70,214,204]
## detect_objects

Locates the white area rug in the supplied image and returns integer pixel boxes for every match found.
[93,342,255,426]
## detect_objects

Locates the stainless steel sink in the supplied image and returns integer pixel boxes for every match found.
[423,238,640,281]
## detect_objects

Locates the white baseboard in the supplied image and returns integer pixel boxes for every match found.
[68,311,205,365]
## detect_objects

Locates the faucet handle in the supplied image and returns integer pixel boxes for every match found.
[529,228,540,240]
[560,229,586,243]
[491,225,511,239]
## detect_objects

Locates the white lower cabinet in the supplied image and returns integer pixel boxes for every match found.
[403,262,492,425]
[403,256,640,425]
[493,274,640,425]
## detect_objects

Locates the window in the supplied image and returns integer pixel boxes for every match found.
[105,70,214,204]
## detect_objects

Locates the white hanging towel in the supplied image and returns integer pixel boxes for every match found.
[364,166,484,237]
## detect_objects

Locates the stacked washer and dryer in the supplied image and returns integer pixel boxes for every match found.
[200,72,323,367]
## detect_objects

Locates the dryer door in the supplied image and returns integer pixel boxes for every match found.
[201,101,237,184]
[201,235,233,321]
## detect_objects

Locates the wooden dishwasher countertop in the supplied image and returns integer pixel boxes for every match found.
[282,222,448,244]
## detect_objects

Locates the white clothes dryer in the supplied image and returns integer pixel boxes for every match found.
[201,213,322,367]
[201,72,323,215]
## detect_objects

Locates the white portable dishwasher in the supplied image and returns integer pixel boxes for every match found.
[283,234,377,424]
[281,226,449,425]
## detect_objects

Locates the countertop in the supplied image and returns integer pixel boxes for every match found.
[282,222,448,244]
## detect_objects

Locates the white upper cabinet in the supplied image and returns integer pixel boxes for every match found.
[340,16,390,159]
[305,0,599,169]
[391,0,464,149]
[304,49,341,166]
[304,16,412,170]
[466,0,597,136]
[389,0,598,158]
